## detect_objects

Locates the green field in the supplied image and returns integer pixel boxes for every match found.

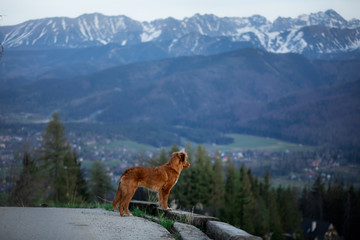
[185,134,314,152]
[96,134,314,153]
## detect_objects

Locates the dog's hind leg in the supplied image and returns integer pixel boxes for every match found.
[123,183,138,216]
[119,185,128,216]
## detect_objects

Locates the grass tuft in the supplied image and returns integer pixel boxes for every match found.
[158,211,175,231]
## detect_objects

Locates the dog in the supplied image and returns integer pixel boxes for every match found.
[112,151,190,216]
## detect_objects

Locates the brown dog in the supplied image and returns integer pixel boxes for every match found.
[112,151,190,216]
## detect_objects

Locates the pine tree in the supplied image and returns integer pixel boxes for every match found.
[63,150,88,203]
[210,150,225,217]
[238,164,255,233]
[148,148,168,167]
[89,161,113,202]
[248,169,268,237]
[224,155,238,224]
[261,170,283,240]
[276,186,302,234]
[310,175,325,220]
[268,189,283,240]
[192,145,214,210]
[172,143,196,208]
[323,182,345,236]
[36,113,88,204]
[9,152,41,206]
[168,144,180,155]
[37,113,72,204]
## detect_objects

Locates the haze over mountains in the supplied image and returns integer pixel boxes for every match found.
[0,10,359,148]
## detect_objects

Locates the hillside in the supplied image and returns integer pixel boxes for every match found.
[1,48,360,147]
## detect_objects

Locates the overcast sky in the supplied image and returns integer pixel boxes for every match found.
[1,0,360,26]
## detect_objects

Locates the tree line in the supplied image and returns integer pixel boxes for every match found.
[149,144,360,240]
[149,145,302,239]
[8,113,113,206]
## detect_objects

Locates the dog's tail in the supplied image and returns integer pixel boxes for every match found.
[112,180,122,211]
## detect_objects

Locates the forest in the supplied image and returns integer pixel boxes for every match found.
[2,113,360,240]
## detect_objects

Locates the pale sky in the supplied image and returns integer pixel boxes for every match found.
[1,0,360,26]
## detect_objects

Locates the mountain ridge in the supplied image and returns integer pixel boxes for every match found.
[1,9,360,59]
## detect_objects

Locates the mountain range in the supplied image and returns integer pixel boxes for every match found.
[1,10,360,81]
[1,9,360,57]
[0,10,360,148]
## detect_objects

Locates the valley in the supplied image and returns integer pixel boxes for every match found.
[1,9,360,193]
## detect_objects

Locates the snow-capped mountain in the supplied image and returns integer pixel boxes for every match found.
[1,9,360,59]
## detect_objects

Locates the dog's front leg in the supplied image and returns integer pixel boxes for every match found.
[159,188,172,211]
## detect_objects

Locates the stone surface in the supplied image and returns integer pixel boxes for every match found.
[206,221,262,240]
[162,209,220,228]
[0,207,174,240]
[173,222,212,240]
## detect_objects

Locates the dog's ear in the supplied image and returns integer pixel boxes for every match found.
[177,152,185,162]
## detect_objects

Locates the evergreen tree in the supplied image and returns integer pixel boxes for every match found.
[75,165,89,202]
[89,161,113,202]
[172,143,196,208]
[268,189,284,240]
[261,170,283,240]
[36,113,88,204]
[310,175,325,220]
[168,144,180,156]
[192,145,214,210]
[224,155,238,224]
[323,182,345,236]
[148,148,168,167]
[238,164,255,233]
[343,186,360,240]
[210,150,225,217]
[63,150,88,203]
[9,152,41,206]
[248,170,269,237]
[262,170,271,203]
[37,113,72,203]
[276,186,302,235]
[299,186,308,216]
[260,170,283,240]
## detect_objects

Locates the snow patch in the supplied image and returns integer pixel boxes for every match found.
[98,39,108,45]
[141,24,162,42]
[168,39,178,52]
[275,30,308,53]
[62,19,67,30]
[94,15,100,29]
[236,27,267,47]
[31,28,47,45]
[196,23,204,35]
[141,30,161,42]
[191,39,199,52]
[241,34,251,41]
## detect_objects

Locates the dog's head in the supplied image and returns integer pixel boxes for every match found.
[172,151,190,168]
